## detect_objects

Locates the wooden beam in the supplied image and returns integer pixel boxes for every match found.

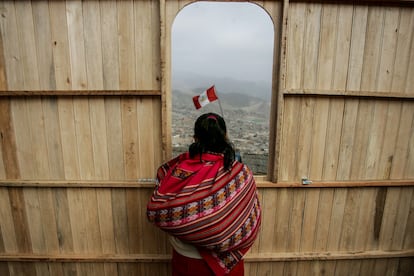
[0,179,413,188]
[1,249,413,263]
[256,179,414,188]
[245,249,414,262]
[284,89,414,100]
[0,90,161,96]
[269,0,290,182]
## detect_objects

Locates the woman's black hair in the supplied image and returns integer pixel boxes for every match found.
[189,113,236,170]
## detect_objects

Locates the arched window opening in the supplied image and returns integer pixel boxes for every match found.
[172,2,274,175]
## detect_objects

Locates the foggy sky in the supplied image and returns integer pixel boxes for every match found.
[172,2,274,84]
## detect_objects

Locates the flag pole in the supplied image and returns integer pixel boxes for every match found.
[215,86,225,119]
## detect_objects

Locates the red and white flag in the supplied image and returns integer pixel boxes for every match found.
[192,85,218,109]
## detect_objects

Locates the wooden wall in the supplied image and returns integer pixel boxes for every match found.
[0,1,413,275]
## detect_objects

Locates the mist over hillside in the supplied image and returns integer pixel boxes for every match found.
[172,70,272,101]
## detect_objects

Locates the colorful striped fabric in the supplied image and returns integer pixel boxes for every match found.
[147,152,261,275]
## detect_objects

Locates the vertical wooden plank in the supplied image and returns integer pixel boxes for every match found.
[391,8,414,92]
[350,100,374,180]
[403,192,414,250]
[90,97,110,179]
[405,12,414,96]
[390,102,414,179]
[151,0,161,90]
[327,189,347,251]
[286,2,305,89]
[38,188,59,253]
[377,101,402,179]
[73,97,94,180]
[83,188,102,253]
[83,0,104,90]
[317,3,337,90]
[49,0,72,90]
[0,144,4,179]
[364,100,388,179]
[391,188,413,250]
[0,7,7,92]
[302,3,321,89]
[379,188,400,249]
[339,188,361,251]
[405,113,414,179]
[53,188,74,253]
[309,97,329,180]
[313,188,334,251]
[272,189,292,252]
[152,98,163,170]
[137,97,155,177]
[112,189,129,254]
[279,97,300,181]
[286,189,305,253]
[8,188,32,253]
[377,7,400,92]
[122,97,140,179]
[100,0,120,90]
[0,188,18,252]
[58,97,80,179]
[67,187,88,253]
[336,98,358,181]
[322,99,344,179]
[82,189,104,276]
[42,98,65,179]
[258,189,277,253]
[296,97,314,180]
[347,5,368,91]
[105,97,125,180]
[353,188,376,251]
[118,0,136,89]
[0,1,22,90]
[23,188,46,255]
[32,1,56,90]
[97,189,115,254]
[360,6,384,91]
[135,0,154,89]
[66,0,87,89]
[0,99,20,179]
[23,192,53,276]
[300,189,320,252]
[140,191,160,268]
[0,263,10,276]
[0,16,6,175]
[27,98,49,178]
[332,4,353,90]
[126,188,142,254]
[14,1,40,90]
[398,258,414,276]
[11,98,34,178]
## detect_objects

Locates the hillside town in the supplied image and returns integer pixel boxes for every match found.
[172,90,269,174]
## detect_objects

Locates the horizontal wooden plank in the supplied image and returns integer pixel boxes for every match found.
[284,89,414,100]
[290,0,414,5]
[0,90,161,96]
[1,249,413,263]
[246,249,414,262]
[257,180,414,188]
[0,179,412,188]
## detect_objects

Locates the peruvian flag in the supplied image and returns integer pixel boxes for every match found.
[192,85,218,109]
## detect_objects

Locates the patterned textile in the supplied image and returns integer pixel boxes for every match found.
[147,152,261,275]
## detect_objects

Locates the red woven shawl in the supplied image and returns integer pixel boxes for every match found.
[147,152,261,275]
